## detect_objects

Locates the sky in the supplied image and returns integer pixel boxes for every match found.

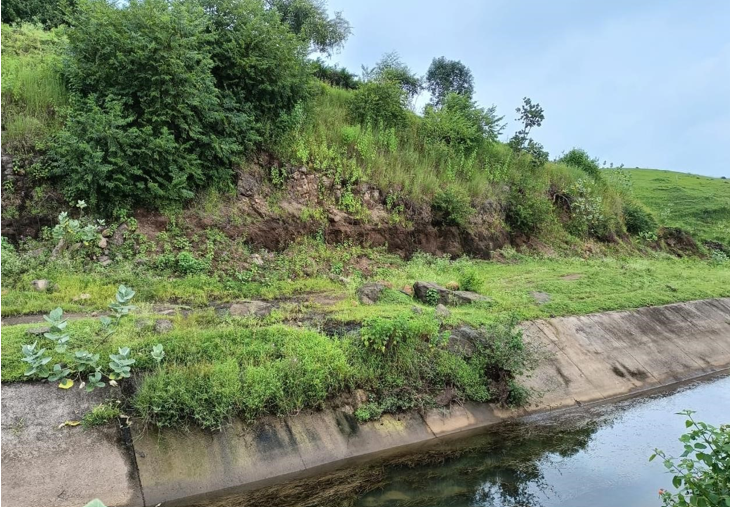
[323,0,730,178]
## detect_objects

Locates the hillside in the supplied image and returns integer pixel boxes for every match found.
[627,168,730,247]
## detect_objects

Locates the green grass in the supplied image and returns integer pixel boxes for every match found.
[627,168,730,247]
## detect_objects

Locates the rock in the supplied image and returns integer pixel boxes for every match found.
[530,291,551,305]
[413,281,491,306]
[111,224,128,247]
[401,285,414,297]
[27,327,50,336]
[51,239,65,258]
[411,306,423,315]
[435,304,451,319]
[229,300,273,318]
[72,293,91,301]
[434,387,456,406]
[98,237,108,249]
[447,326,480,358]
[101,229,113,238]
[445,281,460,291]
[31,279,50,292]
[237,173,260,197]
[98,256,112,267]
[250,254,264,266]
[357,283,387,305]
[154,319,174,334]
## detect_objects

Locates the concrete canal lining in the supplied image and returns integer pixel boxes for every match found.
[2,298,729,507]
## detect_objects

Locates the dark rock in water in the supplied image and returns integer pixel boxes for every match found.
[229,301,273,318]
[357,283,387,305]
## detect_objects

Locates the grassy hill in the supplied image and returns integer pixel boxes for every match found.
[628,169,730,247]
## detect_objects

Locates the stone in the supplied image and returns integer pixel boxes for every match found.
[445,281,460,291]
[51,239,65,258]
[413,281,491,306]
[101,229,113,238]
[154,319,174,334]
[111,224,128,247]
[434,387,455,406]
[27,327,50,336]
[357,283,387,305]
[401,285,414,297]
[73,293,91,302]
[229,301,273,318]
[447,326,480,358]
[250,254,264,266]
[237,173,260,197]
[411,306,423,315]
[31,279,50,292]
[435,304,451,319]
[531,291,551,305]
[98,237,108,249]
[98,256,112,267]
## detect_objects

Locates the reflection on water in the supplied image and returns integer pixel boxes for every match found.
[356,376,730,507]
[184,375,730,507]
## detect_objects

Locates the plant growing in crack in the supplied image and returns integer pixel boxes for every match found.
[108,347,135,379]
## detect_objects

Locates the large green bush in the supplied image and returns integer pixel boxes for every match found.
[559,148,602,179]
[623,200,657,235]
[431,187,473,227]
[348,80,408,129]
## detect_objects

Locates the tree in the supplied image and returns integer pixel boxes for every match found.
[363,52,421,103]
[312,59,359,89]
[1,0,74,27]
[348,80,408,129]
[266,0,351,55]
[508,97,548,167]
[425,57,474,107]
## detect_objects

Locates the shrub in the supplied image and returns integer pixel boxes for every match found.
[360,312,441,353]
[559,148,602,179]
[431,187,473,227]
[623,200,657,236]
[312,59,359,89]
[422,92,503,153]
[458,267,483,292]
[566,179,608,238]
[348,80,408,130]
[505,184,552,236]
[1,238,25,282]
[175,251,211,276]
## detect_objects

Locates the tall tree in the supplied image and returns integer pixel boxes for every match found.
[266,0,351,55]
[425,57,474,107]
[363,52,421,103]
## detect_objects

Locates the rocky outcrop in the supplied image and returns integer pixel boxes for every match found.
[412,281,491,306]
[357,283,387,305]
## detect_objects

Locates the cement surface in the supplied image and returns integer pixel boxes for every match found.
[2,298,729,507]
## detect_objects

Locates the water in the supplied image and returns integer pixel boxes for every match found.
[354,375,730,507]
[186,375,729,507]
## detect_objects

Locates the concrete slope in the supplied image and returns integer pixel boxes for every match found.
[2,298,729,507]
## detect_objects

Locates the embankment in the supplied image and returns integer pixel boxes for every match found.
[2,298,729,507]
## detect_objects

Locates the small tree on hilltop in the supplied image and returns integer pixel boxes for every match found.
[425,57,475,107]
[266,0,351,55]
[362,52,421,104]
[509,97,548,167]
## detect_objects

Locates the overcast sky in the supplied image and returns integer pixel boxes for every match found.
[324,0,729,177]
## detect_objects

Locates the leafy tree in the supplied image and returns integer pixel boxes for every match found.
[202,0,311,143]
[425,56,474,107]
[1,0,74,27]
[364,52,421,103]
[52,0,248,213]
[508,97,548,167]
[266,0,351,55]
[348,80,408,129]
[422,92,504,152]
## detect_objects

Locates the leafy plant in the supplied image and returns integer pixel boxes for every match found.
[348,80,408,129]
[151,344,165,364]
[559,148,603,179]
[425,56,474,106]
[43,307,70,352]
[108,347,135,380]
[361,312,441,353]
[74,350,100,374]
[624,200,658,236]
[21,342,52,378]
[651,410,730,507]
[432,187,473,227]
[47,364,72,387]
[85,371,105,392]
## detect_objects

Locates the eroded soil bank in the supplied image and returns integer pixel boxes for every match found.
[2,298,729,507]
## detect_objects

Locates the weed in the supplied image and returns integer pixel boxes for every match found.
[82,403,122,428]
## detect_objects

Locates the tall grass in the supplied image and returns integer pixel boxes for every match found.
[1,23,67,154]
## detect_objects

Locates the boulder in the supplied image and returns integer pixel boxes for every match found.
[98,237,108,249]
[401,285,414,297]
[31,279,50,292]
[229,300,273,318]
[154,319,174,334]
[237,172,260,197]
[111,224,128,247]
[413,281,491,306]
[447,326,480,358]
[357,283,387,305]
[435,304,451,319]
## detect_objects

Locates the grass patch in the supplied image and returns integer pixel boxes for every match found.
[82,402,122,428]
[626,168,730,247]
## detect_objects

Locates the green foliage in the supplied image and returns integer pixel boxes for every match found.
[567,179,608,238]
[312,59,358,89]
[422,93,503,152]
[623,200,658,236]
[266,0,351,55]
[108,347,135,379]
[82,403,121,428]
[175,251,211,276]
[0,0,72,27]
[21,342,52,378]
[652,411,730,507]
[425,56,475,106]
[505,181,553,236]
[151,344,166,364]
[365,52,421,102]
[348,80,408,130]
[458,267,483,292]
[43,307,70,352]
[431,187,473,227]
[559,148,602,179]
[360,312,441,353]
[1,238,25,282]
[509,97,546,167]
